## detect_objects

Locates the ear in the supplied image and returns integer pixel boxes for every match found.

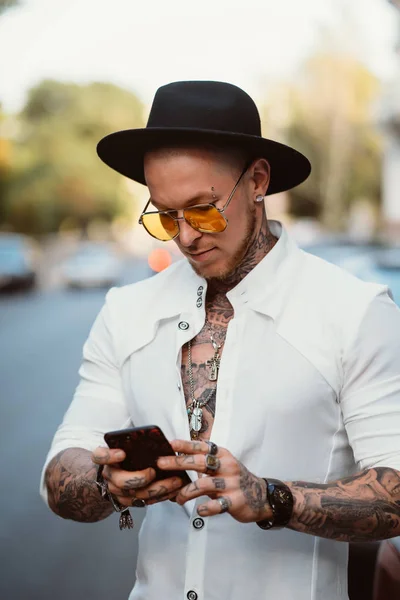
[250,158,271,197]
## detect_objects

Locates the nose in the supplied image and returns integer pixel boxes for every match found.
[178,219,203,248]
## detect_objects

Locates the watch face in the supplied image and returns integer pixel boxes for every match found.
[273,488,292,505]
[269,481,294,527]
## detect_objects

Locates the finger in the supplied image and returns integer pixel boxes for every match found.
[91,446,126,465]
[113,494,134,508]
[135,476,184,502]
[104,466,156,491]
[157,452,221,473]
[109,475,184,500]
[107,480,135,498]
[176,476,229,505]
[132,477,183,503]
[114,486,182,508]
[170,439,225,456]
[196,496,233,517]
[107,486,131,498]
[146,489,180,505]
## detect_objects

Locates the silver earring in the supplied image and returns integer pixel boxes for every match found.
[255,195,264,203]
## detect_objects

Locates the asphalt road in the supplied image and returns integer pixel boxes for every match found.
[0,258,152,600]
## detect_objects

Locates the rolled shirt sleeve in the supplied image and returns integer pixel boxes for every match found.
[39,288,132,504]
[340,290,400,472]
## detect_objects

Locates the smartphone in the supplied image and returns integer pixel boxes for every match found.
[104,425,191,485]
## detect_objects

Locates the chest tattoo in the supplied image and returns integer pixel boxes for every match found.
[181,297,233,440]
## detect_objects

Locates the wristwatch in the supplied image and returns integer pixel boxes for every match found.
[256,478,294,530]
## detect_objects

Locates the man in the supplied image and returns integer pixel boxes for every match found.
[41,81,400,600]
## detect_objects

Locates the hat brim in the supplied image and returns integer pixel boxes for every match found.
[96,128,311,196]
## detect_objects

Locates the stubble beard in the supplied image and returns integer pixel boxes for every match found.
[189,207,257,283]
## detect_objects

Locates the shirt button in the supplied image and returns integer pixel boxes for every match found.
[178,321,189,330]
[187,591,198,600]
[177,382,181,391]
[192,517,204,530]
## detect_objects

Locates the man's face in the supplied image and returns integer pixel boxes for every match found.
[144,148,263,281]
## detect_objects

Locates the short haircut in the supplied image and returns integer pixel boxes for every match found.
[144,142,250,177]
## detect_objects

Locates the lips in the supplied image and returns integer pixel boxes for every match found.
[187,247,216,261]
[189,249,214,256]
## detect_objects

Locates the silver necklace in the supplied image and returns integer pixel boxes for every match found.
[205,319,226,382]
[187,338,216,439]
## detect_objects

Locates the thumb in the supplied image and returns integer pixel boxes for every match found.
[91,446,126,465]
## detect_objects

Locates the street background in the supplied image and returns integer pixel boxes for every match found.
[1,1,400,599]
[0,255,151,600]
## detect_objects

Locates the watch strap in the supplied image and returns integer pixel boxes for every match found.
[256,478,294,530]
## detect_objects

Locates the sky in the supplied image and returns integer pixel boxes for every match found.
[0,0,398,113]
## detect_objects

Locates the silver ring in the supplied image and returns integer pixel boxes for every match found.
[205,453,220,473]
[217,497,230,514]
[206,441,218,456]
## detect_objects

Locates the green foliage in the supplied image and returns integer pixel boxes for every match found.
[1,52,384,235]
[2,80,144,234]
[265,54,383,231]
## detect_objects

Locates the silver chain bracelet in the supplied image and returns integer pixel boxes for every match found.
[95,465,134,530]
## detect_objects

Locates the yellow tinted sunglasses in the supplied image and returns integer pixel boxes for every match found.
[139,166,247,242]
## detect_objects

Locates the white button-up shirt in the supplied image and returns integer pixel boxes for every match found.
[41,221,400,600]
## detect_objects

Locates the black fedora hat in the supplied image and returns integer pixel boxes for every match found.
[97,81,311,196]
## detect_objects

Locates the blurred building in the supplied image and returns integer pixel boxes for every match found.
[382,0,400,240]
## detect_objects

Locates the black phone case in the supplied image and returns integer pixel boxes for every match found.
[104,425,191,485]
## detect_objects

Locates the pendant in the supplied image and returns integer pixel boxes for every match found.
[190,406,203,432]
[207,351,221,381]
[119,509,134,530]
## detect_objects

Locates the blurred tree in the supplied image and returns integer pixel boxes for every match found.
[0,0,19,15]
[0,0,21,225]
[2,80,144,234]
[0,105,13,228]
[261,54,382,232]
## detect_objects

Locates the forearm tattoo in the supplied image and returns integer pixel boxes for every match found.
[45,448,113,523]
[287,467,400,542]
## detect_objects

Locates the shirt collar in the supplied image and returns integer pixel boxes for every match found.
[226,220,301,319]
[153,220,301,322]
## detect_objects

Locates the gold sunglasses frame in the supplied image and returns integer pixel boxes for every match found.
[138,165,248,241]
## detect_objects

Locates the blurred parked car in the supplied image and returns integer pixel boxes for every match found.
[338,247,400,306]
[303,240,400,306]
[60,242,123,289]
[303,239,384,268]
[0,233,39,292]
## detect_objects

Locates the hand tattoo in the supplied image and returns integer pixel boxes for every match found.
[239,465,266,514]
[122,476,147,491]
[212,478,226,490]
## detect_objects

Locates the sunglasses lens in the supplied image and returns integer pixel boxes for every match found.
[184,205,226,233]
[141,213,179,241]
